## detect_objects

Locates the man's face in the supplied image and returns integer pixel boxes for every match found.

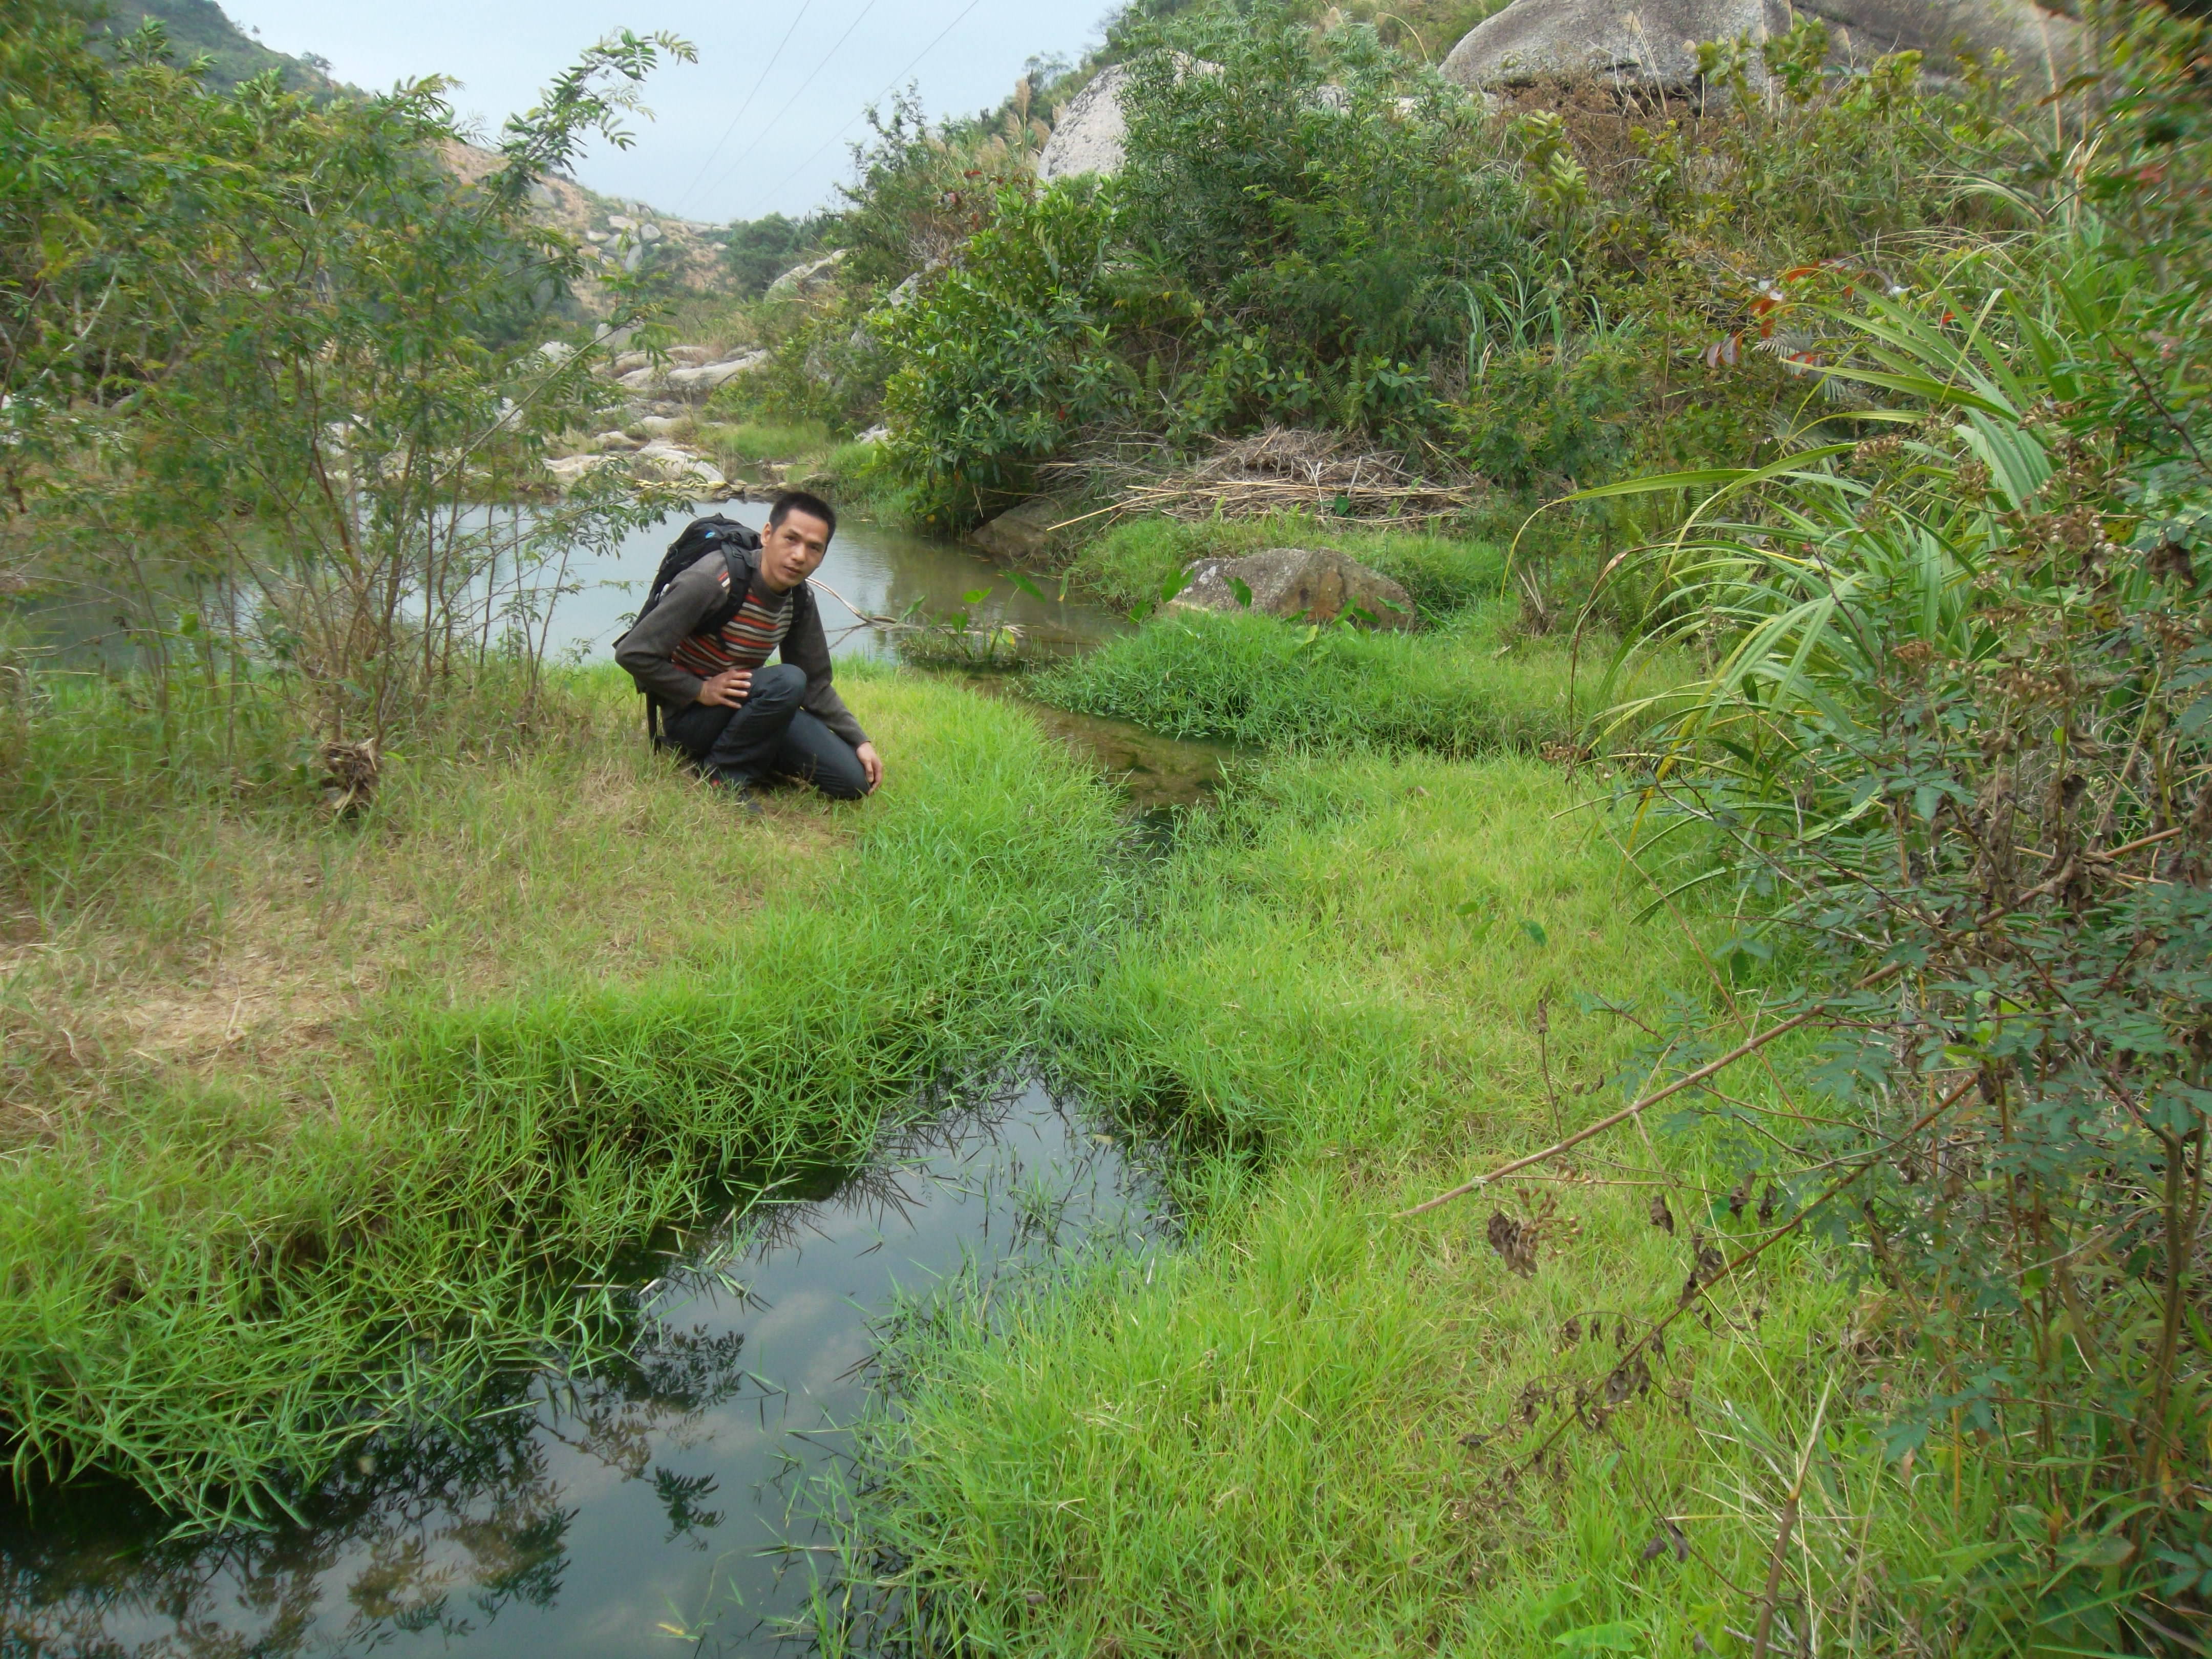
[758,510,831,591]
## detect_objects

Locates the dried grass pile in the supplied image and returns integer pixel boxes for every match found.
[1115,427,1481,523]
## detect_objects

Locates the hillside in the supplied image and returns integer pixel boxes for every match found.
[111,0,335,93]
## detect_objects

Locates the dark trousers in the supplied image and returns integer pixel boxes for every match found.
[661,663,869,800]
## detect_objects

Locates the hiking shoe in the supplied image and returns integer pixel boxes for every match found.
[707,769,765,816]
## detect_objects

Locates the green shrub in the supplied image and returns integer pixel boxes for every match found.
[877,180,1133,527]
[1034,608,1581,753]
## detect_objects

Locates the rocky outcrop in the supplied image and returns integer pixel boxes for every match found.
[968,498,1073,562]
[1440,0,2079,93]
[543,443,731,497]
[1171,547,1417,630]
[764,250,848,302]
[612,352,767,400]
[1038,66,1133,182]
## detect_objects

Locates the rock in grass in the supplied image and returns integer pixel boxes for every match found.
[1038,65,1132,181]
[1171,547,1418,631]
[1440,0,2079,94]
[968,498,1072,563]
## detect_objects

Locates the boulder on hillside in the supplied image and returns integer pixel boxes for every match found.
[764,250,847,302]
[1440,0,2078,94]
[1038,66,1132,181]
[1172,547,1417,630]
[1036,58,1231,182]
[968,498,1073,563]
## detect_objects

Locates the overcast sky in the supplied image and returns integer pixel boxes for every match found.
[217,0,1109,225]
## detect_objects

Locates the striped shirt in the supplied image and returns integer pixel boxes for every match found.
[668,568,793,682]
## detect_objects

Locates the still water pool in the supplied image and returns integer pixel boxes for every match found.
[0,1083,1165,1657]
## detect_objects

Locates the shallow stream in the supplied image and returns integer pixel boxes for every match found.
[3,515,1226,1645]
[0,1083,1164,1656]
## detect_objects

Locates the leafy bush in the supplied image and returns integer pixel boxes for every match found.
[1116,6,1530,439]
[877,180,1134,525]
[1593,81,2212,1631]
[719,210,827,298]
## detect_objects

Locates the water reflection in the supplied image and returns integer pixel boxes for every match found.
[0,1083,1163,1658]
[543,502,1124,667]
[3,505,1128,675]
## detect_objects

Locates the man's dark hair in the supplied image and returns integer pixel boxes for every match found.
[768,490,836,541]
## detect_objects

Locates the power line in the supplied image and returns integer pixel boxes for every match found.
[676,0,815,215]
[696,0,883,212]
[742,0,987,220]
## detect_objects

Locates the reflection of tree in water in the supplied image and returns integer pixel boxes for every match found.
[0,1082,1166,1659]
[0,1313,756,1658]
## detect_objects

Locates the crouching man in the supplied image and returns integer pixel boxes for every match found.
[616,491,882,805]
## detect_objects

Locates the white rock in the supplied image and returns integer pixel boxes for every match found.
[595,430,643,452]
[663,353,768,397]
[639,415,685,436]
[1038,65,1131,181]
[611,351,651,375]
[584,230,607,244]
[544,454,608,490]
[607,214,637,231]
[537,340,574,363]
[631,443,729,492]
[667,345,717,365]
[1438,0,2079,93]
[854,424,890,444]
[764,250,847,301]
[637,222,662,241]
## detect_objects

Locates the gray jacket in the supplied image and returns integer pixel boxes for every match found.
[614,548,868,748]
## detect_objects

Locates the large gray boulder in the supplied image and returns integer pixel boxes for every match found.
[764,249,847,302]
[968,498,1072,563]
[1171,548,1417,631]
[1440,0,2079,94]
[1038,66,1132,182]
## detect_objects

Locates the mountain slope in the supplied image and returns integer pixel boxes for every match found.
[112,0,333,93]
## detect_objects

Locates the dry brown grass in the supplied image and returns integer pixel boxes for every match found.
[0,683,859,1141]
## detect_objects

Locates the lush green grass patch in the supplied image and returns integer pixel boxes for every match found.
[695,418,834,467]
[1064,514,1507,616]
[1034,608,1596,755]
[0,667,1128,1521]
[854,749,1967,1656]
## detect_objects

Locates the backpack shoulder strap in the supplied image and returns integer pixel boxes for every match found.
[695,541,756,637]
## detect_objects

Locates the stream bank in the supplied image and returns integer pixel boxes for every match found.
[0,1081,1166,1657]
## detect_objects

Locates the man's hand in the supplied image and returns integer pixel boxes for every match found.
[696,668,752,708]
[855,741,883,793]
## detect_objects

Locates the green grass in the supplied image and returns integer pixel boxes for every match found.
[1033,607,1606,755]
[0,664,1129,1521]
[847,749,1983,1655]
[695,418,834,467]
[1064,514,1507,616]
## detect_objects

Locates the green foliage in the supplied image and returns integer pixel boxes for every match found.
[719,210,826,298]
[2,5,693,745]
[878,180,1134,525]
[0,671,1126,1521]
[1583,30,2212,1626]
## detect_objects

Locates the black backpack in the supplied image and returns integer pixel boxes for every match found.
[621,514,764,745]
